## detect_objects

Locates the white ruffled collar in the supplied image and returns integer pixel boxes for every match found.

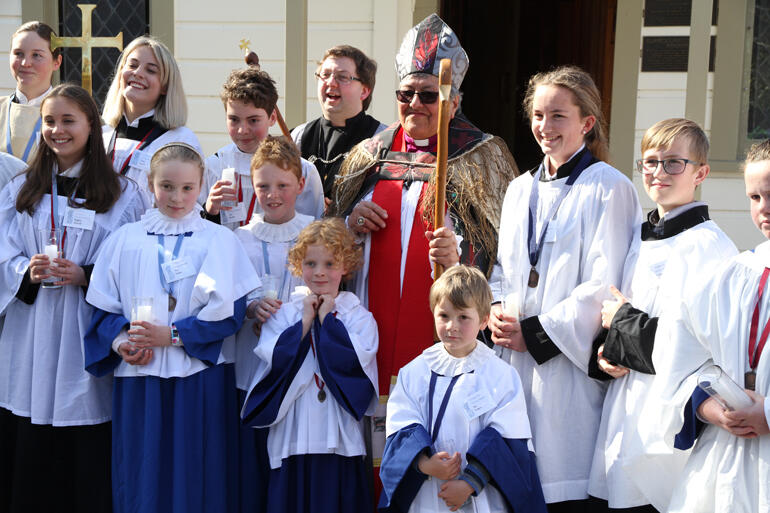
[422,340,495,376]
[245,212,314,243]
[289,287,361,315]
[140,205,206,234]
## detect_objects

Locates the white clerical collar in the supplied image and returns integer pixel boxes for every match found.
[413,138,430,146]
[661,201,707,221]
[422,339,495,377]
[140,204,206,235]
[542,144,586,181]
[53,159,84,178]
[14,86,53,106]
[244,212,314,243]
[124,108,156,128]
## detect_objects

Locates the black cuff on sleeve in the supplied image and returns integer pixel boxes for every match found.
[603,302,657,374]
[520,315,562,364]
[588,328,614,381]
[80,264,94,295]
[201,208,221,224]
[15,268,40,305]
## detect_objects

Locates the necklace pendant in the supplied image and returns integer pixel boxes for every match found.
[745,371,757,391]
[168,295,177,311]
[528,267,539,288]
[317,388,326,402]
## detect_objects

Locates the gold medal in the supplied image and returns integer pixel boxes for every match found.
[317,389,326,402]
[745,371,756,391]
[528,267,539,288]
[168,295,177,311]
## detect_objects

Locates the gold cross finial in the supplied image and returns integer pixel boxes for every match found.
[239,38,251,52]
[50,4,123,95]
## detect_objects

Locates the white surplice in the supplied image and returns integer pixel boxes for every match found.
[625,241,770,513]
[587,210,737,508]
[245,288,378,469]
[232,212,314,390]
[0,171,145,425]
[86,207,260,379]
[387,341,534,513]
[102,114,202,208]
[489,159,642,503]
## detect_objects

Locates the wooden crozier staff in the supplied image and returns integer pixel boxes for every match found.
[240,40,292,139]
[433,58,452,281]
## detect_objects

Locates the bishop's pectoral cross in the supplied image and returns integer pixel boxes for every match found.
[50,4,123,95]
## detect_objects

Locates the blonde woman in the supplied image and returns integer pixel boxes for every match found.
[101,35,200,207]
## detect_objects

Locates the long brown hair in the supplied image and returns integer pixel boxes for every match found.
[523,65,609,163]
[16,84,122,214]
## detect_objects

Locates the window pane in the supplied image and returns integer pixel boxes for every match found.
[59,1,150,108]
[748,0,770,140]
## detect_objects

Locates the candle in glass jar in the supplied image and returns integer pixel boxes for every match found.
[44,244,58,262]
[135,305,153,323]
[221,168,237,186]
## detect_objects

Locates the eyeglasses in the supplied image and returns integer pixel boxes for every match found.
[395,89,440,105]
[636,158,703,175]
[314,71,361,85]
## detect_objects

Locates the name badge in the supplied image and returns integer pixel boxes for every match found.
[161,257,196,283]
[221,202,247,224]
[63,206,95,230]
[131,149,151,169]
[462,390,496,421]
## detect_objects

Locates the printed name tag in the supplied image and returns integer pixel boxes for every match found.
[131,149,151,169]
[462,390,496,421]
[221,202,247,224]
[63,206,95,230]
[161,257,196,283]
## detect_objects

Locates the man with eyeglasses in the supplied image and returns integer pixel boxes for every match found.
[291,45,385,201]
[329,14,518,504]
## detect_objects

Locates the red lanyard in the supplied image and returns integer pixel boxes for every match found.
[239,175,258,227]
[113,129,153,176]
[749,267,770,370]
[50,178,67,248]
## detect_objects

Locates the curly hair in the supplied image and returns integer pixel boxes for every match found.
[220,67,278,114]
[288,218,362,281]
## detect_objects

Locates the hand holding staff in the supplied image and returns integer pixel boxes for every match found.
[240,39,293,139]
[433,59,453,280]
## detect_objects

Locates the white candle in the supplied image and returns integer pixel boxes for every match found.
[135,305,153,323]
[44,244,58,261]
[503,292,520,319]
[263,289,278,300]
[221,168,236,185]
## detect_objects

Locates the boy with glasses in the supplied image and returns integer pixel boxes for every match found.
[291,45,385,200]
[587,118,738,512]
